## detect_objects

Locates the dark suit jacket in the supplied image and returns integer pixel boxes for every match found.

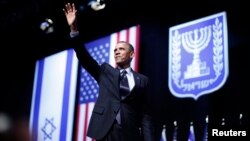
[72,37,155,141]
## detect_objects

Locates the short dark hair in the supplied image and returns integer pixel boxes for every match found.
[118,41,134,52]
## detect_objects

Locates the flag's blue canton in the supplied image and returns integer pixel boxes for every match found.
[79,37,110,104]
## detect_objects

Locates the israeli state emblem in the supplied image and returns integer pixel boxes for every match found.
[168,12,229,100]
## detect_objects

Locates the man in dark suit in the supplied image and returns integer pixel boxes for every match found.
[63,3,155,141]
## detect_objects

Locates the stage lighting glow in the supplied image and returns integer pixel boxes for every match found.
[40,18,54,34]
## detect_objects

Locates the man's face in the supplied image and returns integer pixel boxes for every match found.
[114,42,134,67]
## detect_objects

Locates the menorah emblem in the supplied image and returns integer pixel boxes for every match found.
[182,26,211,79]
[168,11,228,99]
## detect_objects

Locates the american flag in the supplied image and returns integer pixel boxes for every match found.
[74,25,140,141]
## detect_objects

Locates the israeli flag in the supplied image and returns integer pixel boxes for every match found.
[29,49,78,141]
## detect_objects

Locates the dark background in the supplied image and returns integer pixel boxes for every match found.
[1,0,249,140]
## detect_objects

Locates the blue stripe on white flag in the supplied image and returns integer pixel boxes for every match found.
[60,49,73,141]
[30,59,44,141]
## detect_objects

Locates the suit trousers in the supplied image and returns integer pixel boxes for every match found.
[96,120,122,141]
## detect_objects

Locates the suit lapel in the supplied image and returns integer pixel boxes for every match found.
[133,72,141,90]
[121,70,141,100]
[114,68,120,95]
[128,71,141,99]
[131,70,141,92]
